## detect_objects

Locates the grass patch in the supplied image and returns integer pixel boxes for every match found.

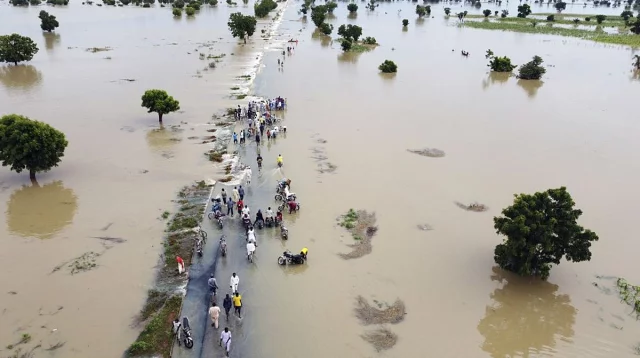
[535,12,625,21]
[127,295,183,358]
[208,151,224,162]
[338,208,359,230]
[138,289,170,322]
[218,176,233,183]
[335,38,378,53]
[235,94,247,100]
[463,20,640,47]
[161,211,170,219]
[86,46,112,53]
[616,278,640,317]
[491,15,625,26]
[230,86,240,90]
[337,209,378,260]
[236,74,251,79]
[167,215,198,232]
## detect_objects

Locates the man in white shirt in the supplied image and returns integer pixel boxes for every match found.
[208,303,220,328]
[246,241,256,261]
[247,229,256,245]
[241,205,250,217]
[229,273,239,294]
[220,327,232,357]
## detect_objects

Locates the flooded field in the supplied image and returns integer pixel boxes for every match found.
[2,0,640,357]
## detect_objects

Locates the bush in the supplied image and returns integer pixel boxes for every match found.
[402,18,409,26]
[488,56,516,72]
[378,60,397,73]
[620,10,634,21]
[347,3,357,12]
[362,36,377,45]
[254,0,277,18]
[517,4,531,18]
[185,6,195,15]
[631,17,640,34]
[518,55,546,80]
[416,4,426,17]
[444,7,451,15]
[585,17,591,21]
[546,14,555,21]
[595,14,606,23]
[319,22,333,35]
[173,7,181,15]
[311,4,328,27]
[337,24,362,42]
[501,10,508,18]
[172,0,184,7]
[483,9,491,17]
[326,1,337,13]
[189,1,200,10]
[340,39,352,51]
[554,1,566,11]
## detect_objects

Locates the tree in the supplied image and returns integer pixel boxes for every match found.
[254,0,277,18]
[0,34,39,66]
[365,0,377,11]
[340,39,352,51]
[501,10,508,18]
[493,187,599,279]
[173,7,182,15]
[39,11,60,32]
[319,22,333,35]
[554,1,566,11]
[518,55,546,79]
[486,50,517,72]
[620,10,634,21]
[362,36,377,45]
[425,5,431,15]
[378,60,397,73]
[326,1,337,13]
[517,4,531,18]
[347,3,357,12]
[10,0,29,5]
[416,5,426,17]
[546,14,555,21]
[188,0,200,10]
[631,17,640,34]
[141,89,180,124]
[633,54,640,70]
[402,18,409,27]
[483,9,491,17]
[227,12,257,44]
[311,5,328,27]
[0,114,68,181]
[300,0,311,14]
[185,6,195,15]
[337,24,362,42]
[444,7,451,15]
[172,0,184,7]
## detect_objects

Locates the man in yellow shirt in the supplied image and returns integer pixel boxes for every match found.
[232,292,242,319]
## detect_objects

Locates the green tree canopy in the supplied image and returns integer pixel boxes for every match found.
[517,4,531,18]
[227,12,257,43]
[0,34,39,65]
[483,9,491,17]
[141,89,180,123]
[311,4,328,27]
[486,50,516,72]
[337,24,362,42]
[0,114,68,181]
[493,187,599,279]
[39,11,60,32]
[326,1,337,13]
[518,55,546,80]
[416,5,426,17]
[319,22,333,35]
[347,3,357,13]
[173,7,182,16]
[402,18,409,27]
[378,60,397,73]
[340,38,352,51]
[185,6,195,15]
[254,0,277,18]
[554,1,566,12]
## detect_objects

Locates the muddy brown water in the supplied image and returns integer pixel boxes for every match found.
[2,0,640,357]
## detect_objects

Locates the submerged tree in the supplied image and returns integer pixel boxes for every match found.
[227,12,257,43]
[254,0,277,18]
[517,4,531,18]
[501,10,509,18]
[493,187,599,280]
[311,4,328,27]
[0,114,68,181]
[378,60,397,73]
[483,9,491,17]
[634,54,640,70]
[486,50,517,72]
[365,0,378,11]
[620,10,634,22]
[518,56,546,80]
[554,1,566,12]
[185,6,195,15]
[319,22,333,35]
[326,1,337,13]
[39,11,60,32]
[546,14,555,21]
[416,4,426,17]
[444,7,451,15]
[630,17,640,34]
[0,34,39,65]
[340,39,352,51]
[347,3,357,13]
[337,24,363,42]
[300,0,312,15]
[141,89,180,124]
[402,18,409,27]
[173,7,182,16]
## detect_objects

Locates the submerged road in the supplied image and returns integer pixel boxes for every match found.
[173,126,286,358]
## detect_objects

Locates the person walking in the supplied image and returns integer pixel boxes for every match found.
[238,185,245,201]
[232,292,242,319]
[209,303,221,328]
[260,123,265,137]
[223,294,232,321]
[226,197,234,217]
[176,256,185,275]
[230,273,239,294]
[220,327,232,357]
[255,132,260,146]
[221,188,227,205]
[232,187,240,202]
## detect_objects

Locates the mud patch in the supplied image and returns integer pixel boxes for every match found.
[407,148,445,158]
[310,134,337,175]
[337,209,378,260]
[51,251,101,275]
[361,327,398,352]
[455,201,488,212]
[354,296,406,325]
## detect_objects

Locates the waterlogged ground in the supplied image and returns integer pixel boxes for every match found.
[2,0,640,357]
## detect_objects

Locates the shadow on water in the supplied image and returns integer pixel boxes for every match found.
[44,32,61,51]
[477,267,576,358]
[517,79,544,99]
[146,125,181,152]
[6,180,78,239]
[0,65,43,92]
[481,72,511,90]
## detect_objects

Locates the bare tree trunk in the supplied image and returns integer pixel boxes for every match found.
[158,113,163,124]
[29,170,36,181]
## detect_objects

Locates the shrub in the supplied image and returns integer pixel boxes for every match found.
[185,6,195,15]
[488,55,516,72]
[546,14,555,21]
[501,10,508,18]
[518,55,546,80]
[554,1,566,11]
[172,0,184,7]
[517,4,531,18]
[378,60,397,73]
[340,39,352,51]
[254,0,277,18]
[347,3,357,12]
[362,36,377,45]
[483,9,491,17]
[173,7,181,15]
[319,22,333,35]
[595,14,606,23]
[402,19,409,26]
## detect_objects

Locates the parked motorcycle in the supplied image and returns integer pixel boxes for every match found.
[195,237,204,257]
[280,223,288,240]
[277,249,308,265]
[174,317,194,349]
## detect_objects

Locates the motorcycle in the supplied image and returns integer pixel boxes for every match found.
[280,223,288,240]
[274,193,296,202]
[219,236,227,257]
[257,158,263,170]
[242,217,252,230]
[255,219,264,229]
[195,237,204,257]
[265,217,275,227]
[209,211,225,229]
[277,250,307,265]
[278,201,300,213]
[174,317,194,349]
[277,161,282,168]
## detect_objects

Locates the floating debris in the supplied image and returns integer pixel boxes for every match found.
[361,327,398,352]
[338,210,378,260]
[417,223,433,231]
[455,201,488,212]
[86,47,112,53]
[354,295,406,325]
[407,148,445,158]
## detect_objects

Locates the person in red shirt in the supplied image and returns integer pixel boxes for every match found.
[287,200,298,214]
[237,199,244,213]
[176,256,185,274]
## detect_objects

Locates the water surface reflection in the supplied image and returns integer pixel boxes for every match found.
[6,180,78,239]
[44,32,61,51]
[477,267,576,358]
[0,65,43,92]
[481,72,511,90]
[517,79,544,98]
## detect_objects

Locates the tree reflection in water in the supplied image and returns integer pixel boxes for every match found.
[477,267,576,358]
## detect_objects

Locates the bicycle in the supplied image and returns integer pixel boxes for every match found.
[196,226,207,243]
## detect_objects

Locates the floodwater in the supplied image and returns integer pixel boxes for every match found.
[2,0,640,357]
